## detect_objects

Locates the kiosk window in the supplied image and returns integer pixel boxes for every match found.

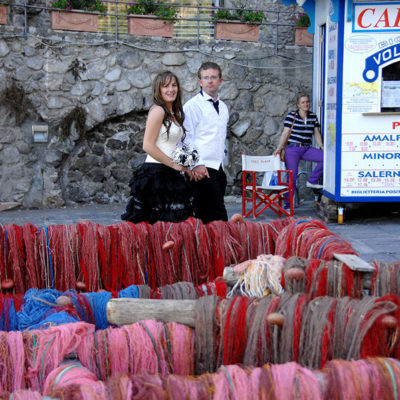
[381,61,400,112]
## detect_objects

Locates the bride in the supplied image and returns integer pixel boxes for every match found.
[121,71,194,224]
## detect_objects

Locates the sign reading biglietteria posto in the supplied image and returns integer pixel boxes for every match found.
[332,1,400,200]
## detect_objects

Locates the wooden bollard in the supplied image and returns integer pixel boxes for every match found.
[107,298,197,327]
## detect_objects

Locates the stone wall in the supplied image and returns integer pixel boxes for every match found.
[0,2,312,208]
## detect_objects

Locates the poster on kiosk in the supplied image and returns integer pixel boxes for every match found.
[325,0,400,202]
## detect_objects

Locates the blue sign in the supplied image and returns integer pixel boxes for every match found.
[363,43,400,82]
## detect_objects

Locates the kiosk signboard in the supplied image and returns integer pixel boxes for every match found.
[337,1,400,199]
[324,17,339,195]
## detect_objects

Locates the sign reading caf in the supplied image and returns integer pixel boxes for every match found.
[354,3,400,32]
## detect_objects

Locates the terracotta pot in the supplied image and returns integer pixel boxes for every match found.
[295,26,313,47]
[51,10,98,33]
[214,22,260,42]
[128,15,174,38]
[0,6,7,25]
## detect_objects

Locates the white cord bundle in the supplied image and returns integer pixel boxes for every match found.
[227,254,285,298]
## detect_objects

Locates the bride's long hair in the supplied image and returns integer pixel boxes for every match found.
[152,71,186,138]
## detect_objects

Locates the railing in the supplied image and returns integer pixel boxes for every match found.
[98,0,217,40]
[0,1,301,50]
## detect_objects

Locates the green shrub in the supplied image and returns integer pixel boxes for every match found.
[127,0,178,23]
[50,0,107,13]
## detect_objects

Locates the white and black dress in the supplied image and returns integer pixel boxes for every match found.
[121,123,194,224]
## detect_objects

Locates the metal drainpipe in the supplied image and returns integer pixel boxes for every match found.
[275,9,280,56]
[196,0,200,48]
[24,0,27,36]
[115,0,119,43]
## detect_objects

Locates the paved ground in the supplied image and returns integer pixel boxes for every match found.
[0,197,399,264]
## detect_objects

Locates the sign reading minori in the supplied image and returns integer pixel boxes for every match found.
[341,131,400,196]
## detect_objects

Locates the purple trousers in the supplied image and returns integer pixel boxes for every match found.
[284,145,323,196]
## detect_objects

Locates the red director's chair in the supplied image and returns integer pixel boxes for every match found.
[242,153,294,218]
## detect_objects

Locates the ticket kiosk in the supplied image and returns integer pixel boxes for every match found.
[283,0,400,221]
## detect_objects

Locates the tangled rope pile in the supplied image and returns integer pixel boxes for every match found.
[0,292,397,394]
[0,218,356,293]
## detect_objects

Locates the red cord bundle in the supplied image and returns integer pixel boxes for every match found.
[274,219,357,260]
[0,217,357,293]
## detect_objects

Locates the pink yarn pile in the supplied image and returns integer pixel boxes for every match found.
[0,321,193,394]
[7,357,400,399]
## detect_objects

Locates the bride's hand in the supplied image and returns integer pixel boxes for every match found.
[171,163,187,172]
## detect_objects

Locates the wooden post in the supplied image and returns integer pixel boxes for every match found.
[107,298,197,327]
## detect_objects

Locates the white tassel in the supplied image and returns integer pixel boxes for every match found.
[227,254,285,298]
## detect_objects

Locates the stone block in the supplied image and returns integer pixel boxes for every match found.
[26,56,44,71]
[45,150,63,167]
[105,67,122,82]
[117,50,142,69]
[0,40,9,57]
[231,119,251,138]
[111,167,132,182]
[88,167,106,182]
[162,53,185,66]
[127,69,151,89]
[92,143,104,156]
[106,138,127,151]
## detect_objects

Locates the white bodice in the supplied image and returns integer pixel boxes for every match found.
[145,122,183,163]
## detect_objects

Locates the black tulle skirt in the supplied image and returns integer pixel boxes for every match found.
[121,163,194,224]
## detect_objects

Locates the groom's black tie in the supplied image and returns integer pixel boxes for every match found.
[208,99,219,114]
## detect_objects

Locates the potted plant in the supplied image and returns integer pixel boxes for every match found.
[294,12,313,46]
[50,0,107,33]
[211,4,265,42]
[126,0,178,38]
[0,4,7,25]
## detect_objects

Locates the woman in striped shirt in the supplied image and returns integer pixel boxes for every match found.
[274,93,324,206]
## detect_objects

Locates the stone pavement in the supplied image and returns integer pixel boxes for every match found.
[0,197,399,264]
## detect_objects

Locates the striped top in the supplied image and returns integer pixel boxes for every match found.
[284,110,320,146]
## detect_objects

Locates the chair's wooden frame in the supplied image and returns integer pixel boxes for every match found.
[242,153,294,218]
